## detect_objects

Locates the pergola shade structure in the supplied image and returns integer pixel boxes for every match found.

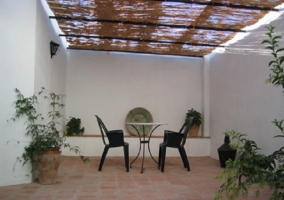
[46,0,284,57]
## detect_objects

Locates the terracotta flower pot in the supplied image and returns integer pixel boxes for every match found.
[189,125,199,137]
[34,148,61,184]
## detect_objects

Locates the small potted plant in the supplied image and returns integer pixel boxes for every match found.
[66,117,85,136]
[185,108,202,137]
[8,87,88,184]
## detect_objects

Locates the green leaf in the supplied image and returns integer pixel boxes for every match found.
[273,135,284,138]
[268,60,277,67]
[272,36,282,41]
[261,40,272,45]
[279,57,284,65]
[265,46,274,50]
[276,48,284,53]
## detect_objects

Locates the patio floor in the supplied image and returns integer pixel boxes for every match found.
[0,156,273,200]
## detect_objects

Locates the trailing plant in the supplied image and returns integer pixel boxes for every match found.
[185,108,202,127]
[214,25,284,200]
[7,87,88,170]
[66,117,85,136]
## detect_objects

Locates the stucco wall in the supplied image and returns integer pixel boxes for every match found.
[34,0,67,129]
[0,0,68,186]
[65,51,204,137]
[209,13,284,159]
[0,0,37,187]
[63,51,208,157]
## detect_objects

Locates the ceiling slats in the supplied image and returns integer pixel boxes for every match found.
[46,0,284,57]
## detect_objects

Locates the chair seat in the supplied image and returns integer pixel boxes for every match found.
[107,142,129,148]
[160,142,182,148]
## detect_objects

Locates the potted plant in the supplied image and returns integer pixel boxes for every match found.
[66,117,85,136]
[185,108,202,137]
[8,87,88,185]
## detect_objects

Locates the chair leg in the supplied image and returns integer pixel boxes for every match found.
[123,144,129,172]
[160,145,167,172]
[179,147,190,171]
[158,145,162,169]
[98,146,109,171]
[178,147,187,168]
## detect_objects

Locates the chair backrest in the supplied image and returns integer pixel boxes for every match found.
[95,115,108,145]
[180,117,193,146]
[164,117,193,147]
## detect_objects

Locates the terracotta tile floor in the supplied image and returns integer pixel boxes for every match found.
[0,156,273,200]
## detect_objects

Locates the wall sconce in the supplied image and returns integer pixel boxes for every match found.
[50,40,60,58]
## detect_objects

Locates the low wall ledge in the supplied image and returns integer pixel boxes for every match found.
[65,134,210,139]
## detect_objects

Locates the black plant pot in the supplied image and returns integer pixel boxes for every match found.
[218,135,237,168]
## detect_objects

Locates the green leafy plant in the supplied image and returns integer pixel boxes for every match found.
[66,117,85,136]
[215,130,275,200]
[262,26,284,87]
[215,25,284,200]
[185,108,202,127]
[7,87,88,170]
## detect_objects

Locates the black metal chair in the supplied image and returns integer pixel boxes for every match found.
[158,117,193,172]
[95,115,129,172]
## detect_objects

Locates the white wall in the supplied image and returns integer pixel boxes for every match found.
[35,0,67,94]
[0,0,37,187]
[64,51,206,158]
[34,0,67,129]
[0,0,68,186]
[65,51,204,137]
[209,13,284,159]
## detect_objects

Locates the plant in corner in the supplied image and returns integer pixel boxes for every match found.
[8,87,88,184]
[66,117,85,136]
[214,130,274,200]
[214,25,284,200]
[185,108,202,137]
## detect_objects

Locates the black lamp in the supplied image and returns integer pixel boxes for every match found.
[50,40,60,58]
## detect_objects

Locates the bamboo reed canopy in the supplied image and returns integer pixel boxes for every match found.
[45,0,284,57]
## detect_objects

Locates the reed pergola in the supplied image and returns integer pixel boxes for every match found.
[45,0,284,57]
